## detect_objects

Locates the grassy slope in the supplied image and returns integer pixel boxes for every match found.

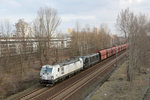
[90,61,150,100]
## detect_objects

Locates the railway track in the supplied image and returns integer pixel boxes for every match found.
[16,51,126,100]
[15,87,47,100]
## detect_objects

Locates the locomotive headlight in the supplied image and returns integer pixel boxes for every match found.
[40,75,42,79]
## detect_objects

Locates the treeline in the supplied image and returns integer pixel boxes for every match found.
[70,24,112,57]
[116,8,150,81]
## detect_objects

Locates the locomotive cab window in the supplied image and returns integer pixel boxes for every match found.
[40,67,52,74]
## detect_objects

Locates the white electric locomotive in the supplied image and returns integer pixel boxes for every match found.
[40,57,83,85]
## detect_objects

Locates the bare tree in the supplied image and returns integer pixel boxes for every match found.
[116,8,149,81]
[116,8,134,81]
[34,7,61,66]
[15,19,29,76]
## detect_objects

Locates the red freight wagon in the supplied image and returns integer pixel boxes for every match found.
[106,48,112,57]
[98,50,107,60]
[116,46,119,53]
[121,45,124,51]
[123,44,127,50]
[112,47,116,55]
[118,46,121,52]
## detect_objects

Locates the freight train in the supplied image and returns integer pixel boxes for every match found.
[40,44,127,86]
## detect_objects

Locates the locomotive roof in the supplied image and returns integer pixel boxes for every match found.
[41,57,81,68]
[58,58,80,66]
[82,53,99,58]
[42,65,54,68]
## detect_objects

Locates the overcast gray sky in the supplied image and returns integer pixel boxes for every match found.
[0,0,149,34]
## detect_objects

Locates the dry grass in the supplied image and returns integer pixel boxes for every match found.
[90,61,150,100]
[0,54,69,100]
[0,67,39,100]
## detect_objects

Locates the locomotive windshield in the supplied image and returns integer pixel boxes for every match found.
[41,67,52,74]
